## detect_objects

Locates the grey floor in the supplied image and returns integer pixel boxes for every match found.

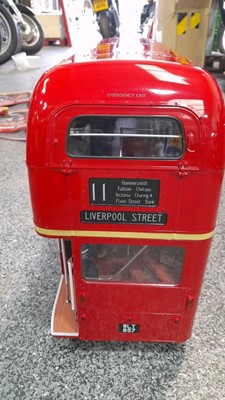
[1,24,225,400]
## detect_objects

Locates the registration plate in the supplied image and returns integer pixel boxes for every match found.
[93,0,108,12]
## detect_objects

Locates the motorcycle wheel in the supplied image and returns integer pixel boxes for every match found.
[0,4,21,65]
[218,26,225,54]
[20,12,44,55]
[98,12,115,38]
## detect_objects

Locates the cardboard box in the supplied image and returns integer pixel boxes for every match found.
[153,0,212,66]
[36,13,65,38]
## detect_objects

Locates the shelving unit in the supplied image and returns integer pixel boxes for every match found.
[29,0,77,46]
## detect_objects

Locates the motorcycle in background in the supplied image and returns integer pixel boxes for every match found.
[139,0,154,34]
[90,0,119,39]
[0,0,44,65]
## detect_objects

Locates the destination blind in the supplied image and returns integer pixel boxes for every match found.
[89,178,160,207]
[81,211,167,225]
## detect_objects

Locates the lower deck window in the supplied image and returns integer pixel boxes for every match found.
[81,243,185,284]
[68,116,183,159]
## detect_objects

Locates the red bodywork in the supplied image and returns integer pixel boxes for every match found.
[26,38,225,342]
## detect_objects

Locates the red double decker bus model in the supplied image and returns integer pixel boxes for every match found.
[26,38,225,342]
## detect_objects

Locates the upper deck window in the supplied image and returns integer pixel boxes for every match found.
[67,116,184,159]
